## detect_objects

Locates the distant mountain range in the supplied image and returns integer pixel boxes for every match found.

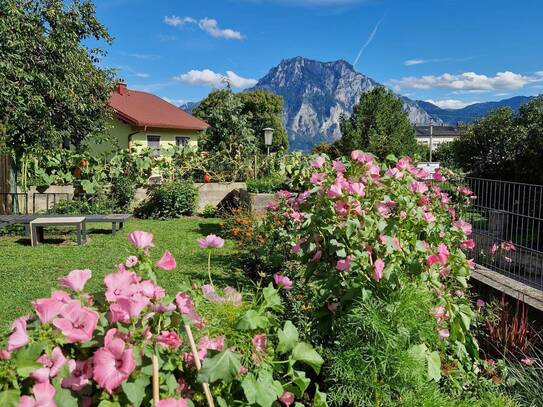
[415,96,536,125]
[181,57,537,151]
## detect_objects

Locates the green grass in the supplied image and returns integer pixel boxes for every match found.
[0,217,243,331]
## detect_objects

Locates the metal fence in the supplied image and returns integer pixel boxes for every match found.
[0,192,71,215]
[461,177,543,290]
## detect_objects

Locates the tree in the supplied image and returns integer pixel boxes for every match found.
[238,90,289,153]
[0,0,114,187]
[336,87,421,159]
[516,97,543,184]
[193,87,256,161]
[447,108,525,180]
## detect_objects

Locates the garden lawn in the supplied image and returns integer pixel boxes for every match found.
[0,217,242,331]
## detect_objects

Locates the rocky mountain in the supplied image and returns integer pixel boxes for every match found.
[246,57,440,150]
[415,96,536,125]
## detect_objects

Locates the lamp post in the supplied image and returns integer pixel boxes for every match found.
[263,127,274,156]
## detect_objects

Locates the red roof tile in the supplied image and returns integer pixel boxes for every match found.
[108,84,208,131]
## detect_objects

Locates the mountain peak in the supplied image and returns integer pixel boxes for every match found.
[249,57,439,150]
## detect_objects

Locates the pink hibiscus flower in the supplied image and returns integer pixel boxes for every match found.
[373,259,385,282]
[127,231,154,250]
[310,172,326,185]
[19,381,56,407]
[279,391,295,406]
[156,250,177,270]
[197,234,225,249]
[156,331,183,350]
[62,359,93,391]
[409,181,428,194]
[53,301,99,343]
[336,255,352,272]
[332,160,346,173]
[31,347,68,383]
[104,269,140,302]
[156,399,188,407]
[453,220,472,236]
[176,293,204,329]
[93,329,135,394]
[7,316,29,352]
[252,334,267,353]
[311,156,326,168]
[58,269,92,292]
[273,274,293,290]
[33,297,65,324]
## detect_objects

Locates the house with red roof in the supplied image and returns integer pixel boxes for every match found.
[96,83,208,154]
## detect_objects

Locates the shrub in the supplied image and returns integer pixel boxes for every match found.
[0,231,327,406]
[110,175,136,212]
[137,180,199,219]
[200,203,217,218]
[48,194,113,215]
[253,152,514,404]
[246,176,284,194]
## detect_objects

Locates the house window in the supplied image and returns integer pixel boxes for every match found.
[176,136,190,147]
[147,135,161,156]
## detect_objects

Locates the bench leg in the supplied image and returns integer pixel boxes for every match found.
[82,222,87,244]
[112,222,117,235]
[76,224,82,246]
[32,226,44,246]
[24,224,30,237]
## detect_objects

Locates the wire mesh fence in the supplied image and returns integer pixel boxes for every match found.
[461,177,543,290]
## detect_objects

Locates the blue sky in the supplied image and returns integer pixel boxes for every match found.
[94,0,543,109]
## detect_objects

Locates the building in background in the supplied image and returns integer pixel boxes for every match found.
[92,83,208,155]
[415,125,464,151]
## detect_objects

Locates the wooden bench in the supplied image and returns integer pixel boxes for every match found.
[30,217,87,246]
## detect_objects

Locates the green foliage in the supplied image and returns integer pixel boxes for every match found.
[0,0,114,160]
[200,203,218,218]
[444,96,543,184]
[48,194,114,215]
[110,175,136,212]
[136,180,198,219]
[239,89,289,153]
[194,87,257,162]
[336,87,420,159]
[246,175,284,193]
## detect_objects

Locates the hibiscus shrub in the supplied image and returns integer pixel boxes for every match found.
[0,231,327,407]
[255,152,514,404]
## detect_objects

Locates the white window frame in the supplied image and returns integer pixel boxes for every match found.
[175,136,191,147]
[147,134,161,156]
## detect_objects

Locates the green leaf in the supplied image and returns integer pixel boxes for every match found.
[15,359,42,378]
[313,384,328,407]
[216,397,228,407]
[98,402,121,407]
[426,351,442,382]
[277,321,299,354]
[237,310,269,330]
[198,350,241,383]
[292,370,311,395]
[53,386,78,407]
[0,390,20,407]
[263,284,282,311]
[291,342,324,374]
[121,376,149,407]
[241,370,283,407]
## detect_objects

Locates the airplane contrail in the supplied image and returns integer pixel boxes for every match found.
[353,13,386,67]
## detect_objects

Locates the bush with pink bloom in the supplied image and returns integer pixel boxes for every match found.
[256,151,488,399]
[0,231,325,407]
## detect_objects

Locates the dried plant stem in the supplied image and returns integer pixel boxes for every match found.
[152,354,160,405]
[184,323,215,407]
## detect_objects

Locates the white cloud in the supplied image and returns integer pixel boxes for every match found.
[404,59,425,66]
[164,16,244,40]
[425,99,476,109]
[174,69,257,88]
[161,96,187,106]
[124,53,161,60]
[115,65,150,79]
[391,70,543,92]
[164,16,196,26]
[198,18,244,40]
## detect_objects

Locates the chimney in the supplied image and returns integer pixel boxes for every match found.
[115,81,128,95]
